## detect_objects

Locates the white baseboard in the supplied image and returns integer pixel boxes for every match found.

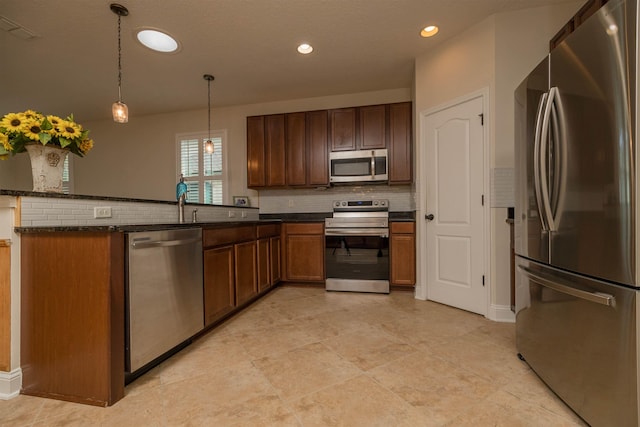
[488,304,515,323]
[0,368,22,400]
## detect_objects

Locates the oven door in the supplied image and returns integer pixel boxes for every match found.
[325,228,389,293]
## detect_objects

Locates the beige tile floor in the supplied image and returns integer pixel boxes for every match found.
[1,285,587,426]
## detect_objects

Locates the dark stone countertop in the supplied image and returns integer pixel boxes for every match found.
[15,220,282,234]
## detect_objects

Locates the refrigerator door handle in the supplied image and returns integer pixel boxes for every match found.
[550,88,567,230]
[533,92,549,230]
[519,265,615,307]
[539,87,557,231]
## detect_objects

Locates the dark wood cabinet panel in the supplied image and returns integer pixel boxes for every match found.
[359,104,386,149]
[247,116,266,187]
[307,110,329,186]
[388,102,413,184]
[265,114,286,186]
[286,112,307,186]
[283,223,324,282]
[203,225,256,248]
[235,240,257,305]
[257,238,270,292]
[329,108,357,151]
[270,236,282,284]
[390,222,416,286]
[204,246,235,325]
[20,232,125,406]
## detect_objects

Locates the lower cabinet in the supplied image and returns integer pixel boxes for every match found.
[390,221,416,286]
[282,222,325,282]
[257,223,282,292]
[203,245,235,325]
[235,240,258,305]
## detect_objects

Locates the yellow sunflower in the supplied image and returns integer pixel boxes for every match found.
[23,110,41,120]
[57,120,82,139]
[23,119,43,141]
[0,132,11,152]
[47,115,63,128]
[1,113,27,133]
[79,138,94,153]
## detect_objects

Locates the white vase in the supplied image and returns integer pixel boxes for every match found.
[25,144,69,193]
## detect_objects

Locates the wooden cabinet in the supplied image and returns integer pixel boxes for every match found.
[203,245,235,324]
[390,222,416,287]
[550,0,608,50]
[257,223,282,292]
[203,225,257,325]
[388,102,413,184]
[286,111,329,187]
[20,231,125,406]
[359,104,386,149]
[329,108,357,151]
[282,222,325,282]
[247,114,286,188]
[307,110,329,186]
[235,240,258,305]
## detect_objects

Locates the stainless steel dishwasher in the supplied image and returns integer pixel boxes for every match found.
[125,228,203,379]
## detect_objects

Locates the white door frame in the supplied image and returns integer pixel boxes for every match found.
[415,88,491,319]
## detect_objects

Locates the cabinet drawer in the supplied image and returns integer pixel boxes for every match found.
[257,223,281,238]
[285,222,324,235]
[203,225,256,247]
[390,222,415,234]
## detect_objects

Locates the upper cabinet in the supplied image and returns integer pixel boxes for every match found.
[549,0,608,50]
[248,101,412,188]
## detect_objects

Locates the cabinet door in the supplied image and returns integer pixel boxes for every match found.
[235,240,257,305]
[286,112,307,186]
[285,229,324,282]
[270,235,281,284]
[307,110,329,186]
[257,238,270,292]
[247,116,266,187]
[359,105,386,149]
[204,246,235,325]
[329,108,357,151]
[388,102,413,184]
[390,222,416,286]
[265,114,286,186]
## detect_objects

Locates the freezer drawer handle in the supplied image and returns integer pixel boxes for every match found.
[519,265,615,307]
[131,236,201,249]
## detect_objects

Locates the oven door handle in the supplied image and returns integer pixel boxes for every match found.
[325,229,389,237]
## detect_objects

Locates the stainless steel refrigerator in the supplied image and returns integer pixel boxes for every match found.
[514,0,639,425]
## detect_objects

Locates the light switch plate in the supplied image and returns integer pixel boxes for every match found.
[94,206,112,218]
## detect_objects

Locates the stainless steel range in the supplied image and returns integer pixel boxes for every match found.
[325,199,389,293]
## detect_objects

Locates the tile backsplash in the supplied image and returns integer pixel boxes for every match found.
[258,185,415,214]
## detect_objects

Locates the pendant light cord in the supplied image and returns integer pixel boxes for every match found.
[117,14,123,102]
[207,78,211,141]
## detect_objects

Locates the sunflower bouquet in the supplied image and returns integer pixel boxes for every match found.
[0,110,94,160]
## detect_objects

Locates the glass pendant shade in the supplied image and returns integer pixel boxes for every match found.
[204,139,214,154]
[112,101,129,123]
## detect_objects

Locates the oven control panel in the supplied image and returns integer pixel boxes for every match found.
[333,199,388,210]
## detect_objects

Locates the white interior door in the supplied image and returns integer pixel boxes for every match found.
[425,96,486,315]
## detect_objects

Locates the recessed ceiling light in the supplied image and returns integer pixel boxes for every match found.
[136,28,180,53]
[420,25,439,38]
[297,43,313,54]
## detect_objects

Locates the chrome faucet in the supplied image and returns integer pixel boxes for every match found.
[192,208,198,223]
[178,193,186,223]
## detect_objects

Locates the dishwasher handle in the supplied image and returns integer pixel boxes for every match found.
[131,236,201,249]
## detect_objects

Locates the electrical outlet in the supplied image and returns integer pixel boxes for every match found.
[228,210,236,218]
[288,199,294,207]
[241,211,247,218]
[94,206,112,218]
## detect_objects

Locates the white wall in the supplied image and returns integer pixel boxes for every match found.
[413,2,582,318]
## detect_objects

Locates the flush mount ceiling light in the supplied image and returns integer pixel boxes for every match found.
[136,28,180,53]
[203,74,215,154]
[420,25,439,38]
[297,43,313,54]
[110,3,129,123]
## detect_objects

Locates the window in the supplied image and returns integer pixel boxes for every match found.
[177,130,227,205]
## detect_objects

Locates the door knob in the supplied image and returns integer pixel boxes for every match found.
[425,214,434,221]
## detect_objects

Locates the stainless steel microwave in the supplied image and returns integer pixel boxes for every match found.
[329,149,388,183]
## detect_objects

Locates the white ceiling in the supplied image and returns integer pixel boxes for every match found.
[1,0,574,122]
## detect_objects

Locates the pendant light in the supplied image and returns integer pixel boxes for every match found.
[203,74,215,154]
[111,3,129,123]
